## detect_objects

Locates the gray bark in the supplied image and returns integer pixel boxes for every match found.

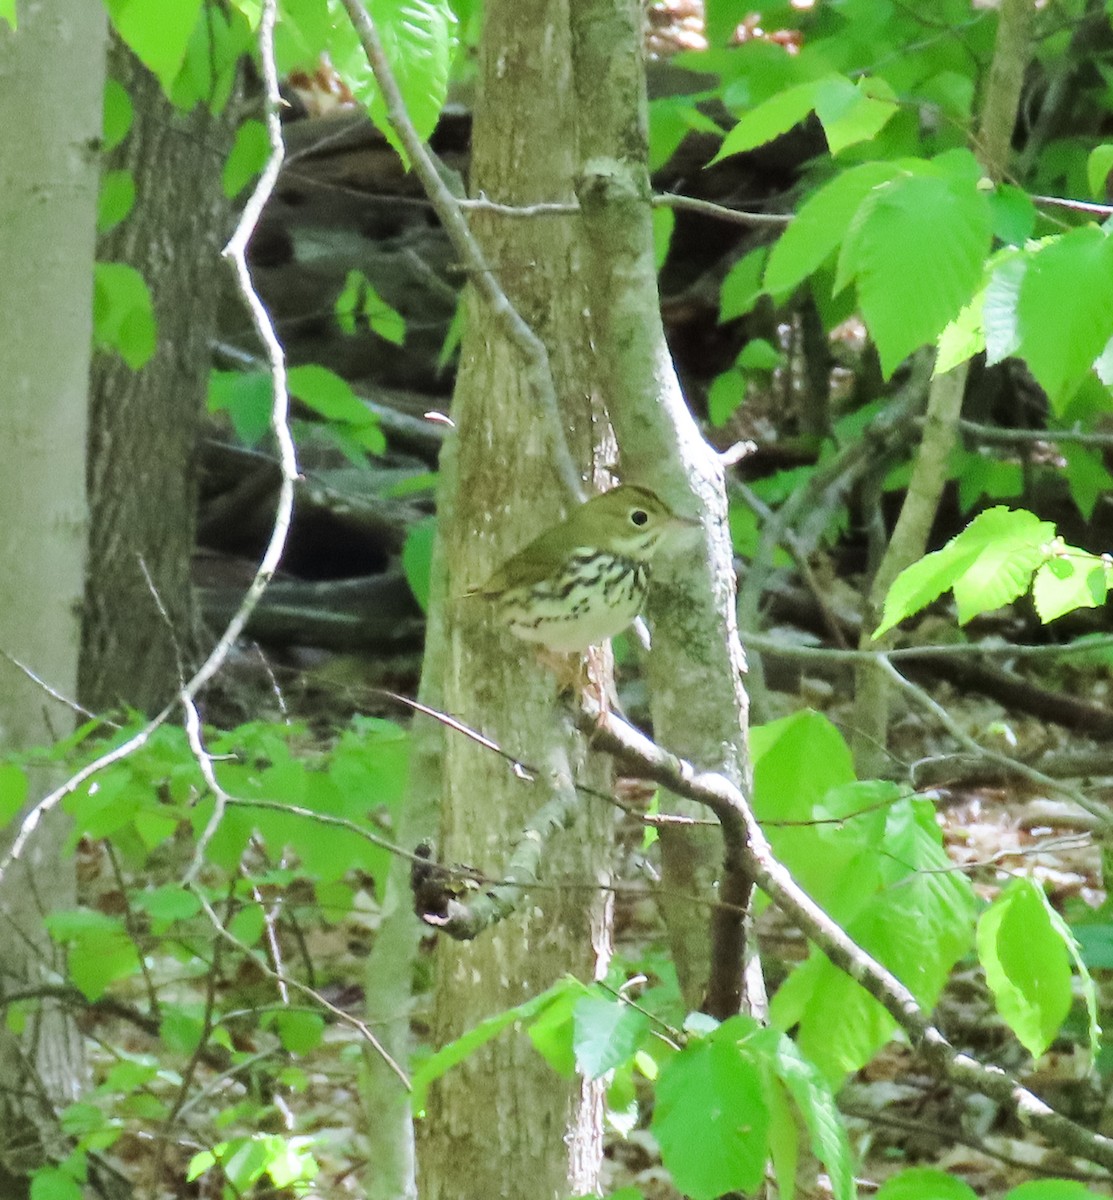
[0,0,106,1187]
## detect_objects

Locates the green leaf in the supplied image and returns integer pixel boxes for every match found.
[104,0,204,92]
[877,1169,977,1200]
[719,248,767,322]
[935,288,986,375]
[274,1010,325,1054]
[102,79,133,152]
[410,979,578,1113]
[736,339,782,372]
[764,161,899,297]
[715,77,825,161]
[875,507,1055,636]
[652,205,675,271]
[817,75,898,156]
[989,184,1035,246]
[97,169,136,234]
[977,878,1074,1059]
[708,369,745,427]
[334,270,406,345]
[30,1168,83,1200]
[1016,226,1113,410]
[336,0,455,156]
[93,263,157,369]
[0,0,14,28]
[132,886,201,927]
[770,799,974,1080]
[836,153,991,376]
[223,119,270,199]
[1062,443,1113,520]
[653,1027,770,1200]
[758,1030,855,1200]
[1032,553,1109,623]
[0,763,28,826]
[1087,144,1113,199]
[161,1006,206,1054]
[1007,1181,1108,1200]
[288,364,386,453]
[208,370,273,445]
[572,994,650,1079]
[70,931,142,1001]
[402,515,436,611]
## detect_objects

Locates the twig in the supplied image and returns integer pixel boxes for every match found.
[651,192,792,227]
[878,657,1113,827]
[188,884,410,1089]
[0,648,102,724]
[336,0,583,502]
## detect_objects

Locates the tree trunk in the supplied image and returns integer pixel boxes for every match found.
[80,36,234,714]
[0,0,106,1187]
[416,0,614,1195]
[569,0,752,1011]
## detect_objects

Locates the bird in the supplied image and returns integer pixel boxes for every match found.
[468,484,699,654]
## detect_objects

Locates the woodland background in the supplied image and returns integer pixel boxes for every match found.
[4,0,1113,1198]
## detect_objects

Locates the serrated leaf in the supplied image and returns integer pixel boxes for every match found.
[935,287,986,375]
[836,155,991,377]
[977,879,1074,1059]
[817,75,898,156]
[983,252,1026,365]
[764,161,899,297]
[715,78,826,161]
[1016,226,1113,410]
[653,1032,769,1200]
[757,1030,855,1200]
[333,0,455,158]
[876,507,1055,636]
[1032,554,1109,623]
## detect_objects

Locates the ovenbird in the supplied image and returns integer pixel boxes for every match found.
[470,485,697,653]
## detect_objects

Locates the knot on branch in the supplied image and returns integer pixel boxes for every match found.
[576,157,647,212]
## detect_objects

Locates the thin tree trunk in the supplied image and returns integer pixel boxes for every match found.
[416,0,614,1194]
[0,0,106,1187]
[80,37,234,713]
[569,0,753,1013]
[852,0,1037,776]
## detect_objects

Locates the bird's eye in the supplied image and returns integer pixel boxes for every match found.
[630,509,649,527]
